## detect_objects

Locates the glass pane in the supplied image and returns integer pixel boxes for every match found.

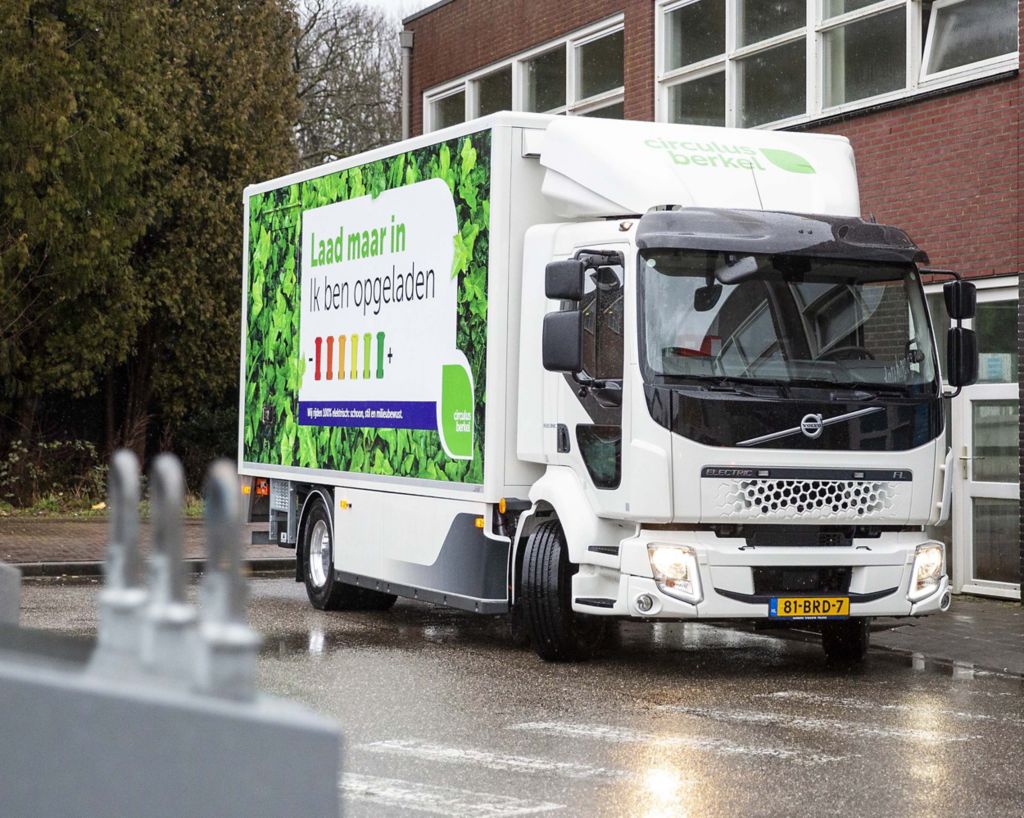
[738,0,805,45]
[824,8,906,107]
[925,291,949,379]
[524,46,566,112]
[972,400,1018,482]
[928,0,1018,74]
[666,0,726,69]
[433,92,465,129]
[476,67,512,116]
[576,425,622,489]
[738,39,806,126]
[825,0,885,16]
[580,101,624,119]
[581,263,624,380]
[577,31,624,100]
[975,300,1018,382]
[667,72,725,126]
[972,498,1019,583]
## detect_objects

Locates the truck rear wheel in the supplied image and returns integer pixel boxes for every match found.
[521,520,605,661]
[821,618,870,663]
[301,500,396,612]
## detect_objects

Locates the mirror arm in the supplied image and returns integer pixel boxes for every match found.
[919,267,961,281]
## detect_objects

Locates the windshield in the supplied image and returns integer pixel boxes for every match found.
[639,250,938,393]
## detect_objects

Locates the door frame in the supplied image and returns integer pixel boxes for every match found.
[926,274,1020,600]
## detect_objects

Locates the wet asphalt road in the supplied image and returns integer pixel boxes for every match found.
[19,577,1024,818]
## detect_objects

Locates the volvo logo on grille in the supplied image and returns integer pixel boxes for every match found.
[800,413,824,439]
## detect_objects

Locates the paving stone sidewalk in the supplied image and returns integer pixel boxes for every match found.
[873,595,1024,677]
[0,518,284,569]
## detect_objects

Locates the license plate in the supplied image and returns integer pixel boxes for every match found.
[769,597,849,619]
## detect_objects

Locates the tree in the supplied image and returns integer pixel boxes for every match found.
[106,0,301,462]
[0,1,175,443]
[293,0,401,167]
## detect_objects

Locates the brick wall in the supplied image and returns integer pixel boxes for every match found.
[803,81,1021,280]
[404,0,655,135]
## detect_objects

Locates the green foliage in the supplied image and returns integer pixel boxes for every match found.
[0,439,107,507]
[0,0,300,463]
[0,1,173,400]
[244,132,491,483]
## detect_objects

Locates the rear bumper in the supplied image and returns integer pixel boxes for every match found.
[571,530,948,620]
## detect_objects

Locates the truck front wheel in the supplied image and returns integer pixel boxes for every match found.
[821,618,870,663]
[302,500,396,612]
[521,520,605,661]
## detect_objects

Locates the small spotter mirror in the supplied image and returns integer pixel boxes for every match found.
[545,259,585,301]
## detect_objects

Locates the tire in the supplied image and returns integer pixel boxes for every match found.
[521,520,605,661]
[301,499,397,612]
[822,618,870,663]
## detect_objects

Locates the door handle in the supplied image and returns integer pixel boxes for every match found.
[958,448,986,478]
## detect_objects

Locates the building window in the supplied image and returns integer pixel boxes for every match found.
[656,0,1019,130]
[524,46,567,113]
[474,66,512,117]
[431,89,466,129]
[922,0,1019,77]
[424,16,624,131]
[575,29,625,107]
[823,5,906,107]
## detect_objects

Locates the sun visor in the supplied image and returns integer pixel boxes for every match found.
[538,118,861,219]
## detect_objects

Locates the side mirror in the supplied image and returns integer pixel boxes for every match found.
[542,310,582,373]
[943,279,976,320]
[947,326,978,387]
[545,260,585,301]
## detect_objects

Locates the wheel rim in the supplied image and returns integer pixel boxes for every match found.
[309,519,331,588]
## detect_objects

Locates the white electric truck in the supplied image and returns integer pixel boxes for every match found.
[239,113,977,662]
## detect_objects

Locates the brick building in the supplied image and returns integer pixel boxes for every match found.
[402,0,1022,601]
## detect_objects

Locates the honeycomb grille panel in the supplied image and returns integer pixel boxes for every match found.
[716,478,896,521]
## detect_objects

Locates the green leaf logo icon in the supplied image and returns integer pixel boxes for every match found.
[760,148,815,174]
[440,363,474,460]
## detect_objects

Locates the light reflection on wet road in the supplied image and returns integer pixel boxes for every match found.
[19,577,1024,817]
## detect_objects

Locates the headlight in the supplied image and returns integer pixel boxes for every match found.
[908,543,945,602]
[647,544,702,604]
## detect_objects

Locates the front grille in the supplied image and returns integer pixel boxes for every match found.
[718,478,896,521]
[752,566,851,596]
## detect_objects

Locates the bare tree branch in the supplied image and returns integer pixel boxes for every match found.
[292,0,401,167]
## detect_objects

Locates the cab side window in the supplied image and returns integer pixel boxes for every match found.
[580,264,624,381]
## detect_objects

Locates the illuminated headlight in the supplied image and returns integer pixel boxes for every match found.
[647,544,702,604]
[908,543,945,602]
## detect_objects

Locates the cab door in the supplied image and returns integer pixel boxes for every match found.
[554,244,628,515]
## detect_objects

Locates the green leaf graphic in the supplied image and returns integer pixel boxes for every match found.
[760,148,815,174]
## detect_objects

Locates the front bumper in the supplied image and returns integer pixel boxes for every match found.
[571,529,949,619]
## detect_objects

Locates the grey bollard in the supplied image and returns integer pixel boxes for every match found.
[193,460,261,700]
[91,451,147,672]
[140,454,197,681]
[0,562,21,625]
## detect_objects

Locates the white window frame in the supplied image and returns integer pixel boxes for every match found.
[655,0,1019,131]
[423,14,625,132]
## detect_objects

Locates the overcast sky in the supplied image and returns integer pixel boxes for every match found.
[357,0,437,22]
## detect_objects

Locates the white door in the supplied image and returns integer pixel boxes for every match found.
[949,282,1020,599]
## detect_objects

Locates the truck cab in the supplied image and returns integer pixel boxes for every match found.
[512,120,977,662]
